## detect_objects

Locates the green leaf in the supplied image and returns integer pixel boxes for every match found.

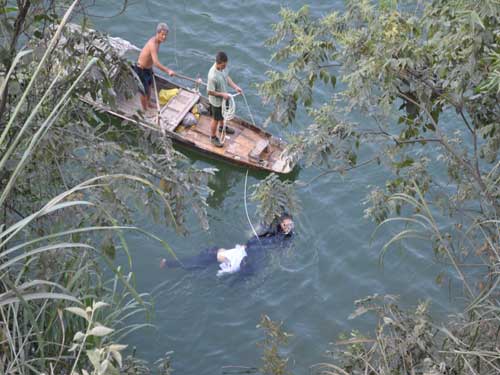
[102,237,116,260]
[66,306,90,321]
[34,14,53,22]
[110,350,123,369]
[393,158,414,169]
[0,7,18,14]
[93,301,110,310]
[0,292,80,307]
[87,349,101,370]
[469,10,485,30]
[73,331,86,342]
[88,325,114,337]
[425,123,436,131]
[319,69,329,84]
[330,75,336,88]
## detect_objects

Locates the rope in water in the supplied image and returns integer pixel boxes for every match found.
[244,169,261,244]
[223,92,257,127]
[241,92,256,127]
[173,16,179,69]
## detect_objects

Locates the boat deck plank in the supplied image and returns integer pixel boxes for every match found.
[86,75,293,173]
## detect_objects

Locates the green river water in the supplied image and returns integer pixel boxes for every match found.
[90,1,460,373]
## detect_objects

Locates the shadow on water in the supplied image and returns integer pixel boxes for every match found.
[174,141,301,176]
[96,112,301,212]
[174,143,302,207]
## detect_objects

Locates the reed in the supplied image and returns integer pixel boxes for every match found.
[317,182,500,374]
[0,2,176,373]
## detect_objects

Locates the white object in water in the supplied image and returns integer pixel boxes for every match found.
[217,244,247,276]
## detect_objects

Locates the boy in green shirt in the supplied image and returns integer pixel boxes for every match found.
[207,51,243,147]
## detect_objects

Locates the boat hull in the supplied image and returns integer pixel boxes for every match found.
[82,72,294,174]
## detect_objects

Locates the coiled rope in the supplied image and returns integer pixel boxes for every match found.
[222,95,236,121]
[218,92,256,144]
[218,94,236,144]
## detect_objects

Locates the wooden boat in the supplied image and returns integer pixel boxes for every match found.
[81,70,294,174]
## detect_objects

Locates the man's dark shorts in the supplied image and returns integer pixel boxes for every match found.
[209,104,223,121]
[133,65,153,95]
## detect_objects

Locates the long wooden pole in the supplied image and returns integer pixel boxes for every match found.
[174,72,207,86]
[152,75,162,133]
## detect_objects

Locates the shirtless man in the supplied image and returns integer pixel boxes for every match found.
[134,23,176,110]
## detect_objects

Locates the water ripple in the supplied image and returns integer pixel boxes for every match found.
[94,1,461,372]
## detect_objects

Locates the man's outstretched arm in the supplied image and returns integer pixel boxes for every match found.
[150,44,175,76]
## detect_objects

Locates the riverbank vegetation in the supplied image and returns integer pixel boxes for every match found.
[1,0,499,374]
[259,0,499,373]
[1,0,211,373]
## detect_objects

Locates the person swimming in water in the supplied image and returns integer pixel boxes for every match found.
[160,213,295,277]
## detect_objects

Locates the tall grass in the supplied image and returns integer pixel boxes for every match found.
[0,1,176,373]
[318,182,500,374]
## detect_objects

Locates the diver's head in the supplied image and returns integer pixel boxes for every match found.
[278,213,294,235]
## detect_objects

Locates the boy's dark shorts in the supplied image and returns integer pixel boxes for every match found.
[209,104,223,121]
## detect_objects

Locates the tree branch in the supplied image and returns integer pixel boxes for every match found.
[79,0,128,19]
[370,116,441,146]
[0,0,32,124]
[319,62,342,68]
[305,157,379,186]
[460,109,482,196]
[398,90,498,212]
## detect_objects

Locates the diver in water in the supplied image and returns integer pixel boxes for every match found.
[160,213,295,277]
